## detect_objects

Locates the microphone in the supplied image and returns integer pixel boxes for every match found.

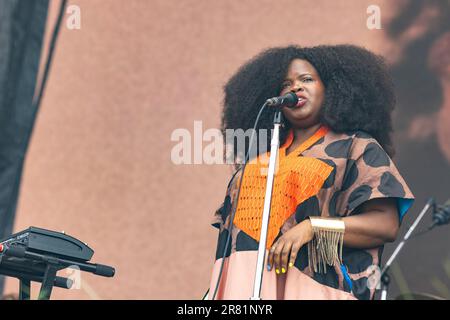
[266,92,298,108]
[432,199,450,227]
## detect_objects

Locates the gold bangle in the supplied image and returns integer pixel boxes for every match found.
[307,216,345,273]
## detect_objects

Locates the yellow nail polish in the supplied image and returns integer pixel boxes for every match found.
[289,262,293,268]
[275,269,280,274]
[282,268,286,273]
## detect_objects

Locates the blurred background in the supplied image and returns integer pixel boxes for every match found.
[0,0,448,299]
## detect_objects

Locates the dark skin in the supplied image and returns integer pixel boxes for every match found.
[267,59,400,274]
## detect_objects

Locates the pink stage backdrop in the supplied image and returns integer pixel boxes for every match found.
[4,0,449,299]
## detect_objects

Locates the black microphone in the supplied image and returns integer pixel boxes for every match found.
[266,92,298,108]
[432,199,450,227]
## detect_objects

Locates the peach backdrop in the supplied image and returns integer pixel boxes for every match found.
[3,0,448,299]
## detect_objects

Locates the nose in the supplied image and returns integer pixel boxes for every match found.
[291,82,304,92]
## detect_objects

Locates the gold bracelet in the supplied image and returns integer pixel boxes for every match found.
[307,216,345,273]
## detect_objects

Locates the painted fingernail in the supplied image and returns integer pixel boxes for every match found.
[275,269,280,274]
[281,267,286,273]
[267,264,271,271]
[289,262,294,268]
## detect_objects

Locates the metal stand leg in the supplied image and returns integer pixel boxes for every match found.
[19,279,31,300]
[38,264,58,300]
[380,272,390,300]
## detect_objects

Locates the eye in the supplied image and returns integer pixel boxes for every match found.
[302,77,313,82]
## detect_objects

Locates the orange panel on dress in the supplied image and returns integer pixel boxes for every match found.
[233,127,332,249]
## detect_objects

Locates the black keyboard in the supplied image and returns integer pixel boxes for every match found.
[0,226,115,299]
[0,226,94,262]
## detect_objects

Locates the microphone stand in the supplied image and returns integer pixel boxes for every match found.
[378,198,435,300]
[250,111,283,300]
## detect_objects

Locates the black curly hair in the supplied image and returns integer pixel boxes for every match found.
[221,45,396,162]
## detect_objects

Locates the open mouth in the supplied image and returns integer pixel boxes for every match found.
[294,97,307,108]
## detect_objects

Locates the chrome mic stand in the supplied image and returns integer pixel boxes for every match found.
[250,111,283,300]
[378,198,435,300]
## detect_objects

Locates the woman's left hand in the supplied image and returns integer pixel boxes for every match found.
[267,219,314,274]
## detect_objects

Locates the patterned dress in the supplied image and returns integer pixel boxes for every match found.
[208,127,414,300]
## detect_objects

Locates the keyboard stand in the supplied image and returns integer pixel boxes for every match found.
[19,279,30,300]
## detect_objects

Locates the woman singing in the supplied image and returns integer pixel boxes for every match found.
[208,45,415,300]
